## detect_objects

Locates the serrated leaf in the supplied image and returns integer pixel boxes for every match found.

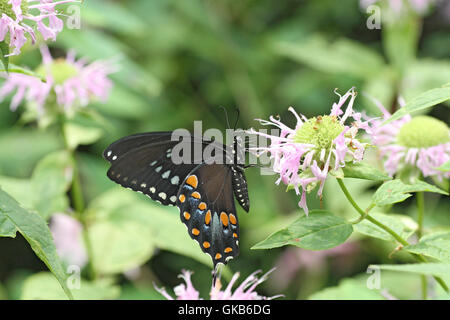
[372,179,448,206]
[384,86,450,124]
[21,272,120,300]
[251,210,353,250]
[404,232,450,263]
[370,263,450,278]
[342,162,391,181]
[354,212,417,242]
[0,188,73,299]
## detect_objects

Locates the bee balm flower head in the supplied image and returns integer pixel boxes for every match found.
[0,45,115,115]
[369,101,449,181]
[247,88,372,214]
[155,269,281,300]
[0,0,77,56]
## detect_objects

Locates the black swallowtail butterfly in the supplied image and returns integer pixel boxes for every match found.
[103,130,250,277]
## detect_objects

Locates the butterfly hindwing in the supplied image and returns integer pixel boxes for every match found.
[177,164,240,269]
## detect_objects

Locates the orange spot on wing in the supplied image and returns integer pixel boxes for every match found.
[215,253,222,260]
[203,241,210,248]
[191,192,201,199]
[205,210,211,225]
[220,212,229,227]
[224,247,233,253]
[183,212,191,220]
[198,202,207,210]
[179,194,185,203]
[233,233,238,238]
[192,228,200,236]
[186,175,198,188]
[229,213,237,225]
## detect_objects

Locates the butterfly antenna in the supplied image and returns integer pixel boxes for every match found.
[219,106,232,129]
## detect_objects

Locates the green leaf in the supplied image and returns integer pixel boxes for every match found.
[436,161,450,172]
[87,188,212,267]
[21,272,120,300]
[370,263,450,278]
[89,220,155,274]
[342,162,391,181]
[31,151,74,219]
[308,278,384,300]
[251,210,353,250]
[0,63,46,81]
[0,41,9,72]
[275,36,385,79]
[0,188,73,299]
[354,212,417,242]
[404,232,450,263]
[0,129,63,178]
[64,122,103,150]
[372,179,448,206]
[384,86,450,124]
[0,175,33,211]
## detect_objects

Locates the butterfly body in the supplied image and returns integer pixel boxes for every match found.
[103,131,249,270]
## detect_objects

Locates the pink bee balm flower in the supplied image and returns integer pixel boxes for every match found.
[247,88,371,214]
[50,213,87,268]
[0,0,78,56]
[0,45,115,114]
[155,269,281,300]
[368,99,449,181]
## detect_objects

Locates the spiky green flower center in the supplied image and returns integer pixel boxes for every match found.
[36,59,79,85]
[397,116,449,148]
[0,0,28,20]
[293,115,345,159]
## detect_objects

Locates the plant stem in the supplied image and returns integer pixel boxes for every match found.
[421,276,428,300]
[60,119,97,280]
[337,178,448,293]
[417,192,425,239]
[416,191,427,299]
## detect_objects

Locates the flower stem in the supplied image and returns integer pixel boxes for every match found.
[416,192,427,299]
[337,178,448,293]
[417,192,425,239]
[421,276,428,300]
[60,118,97,280]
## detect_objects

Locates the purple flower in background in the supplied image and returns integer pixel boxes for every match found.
[155,269,281,300]
[0,0,77,56]
[50,213,87,267]
[0,45,115,113]
[368,98,449,181]
[247,88,371,214]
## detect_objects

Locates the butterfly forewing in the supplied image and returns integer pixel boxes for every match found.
[103,132,174,162]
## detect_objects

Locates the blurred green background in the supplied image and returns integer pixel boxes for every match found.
[0,0,449,300]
